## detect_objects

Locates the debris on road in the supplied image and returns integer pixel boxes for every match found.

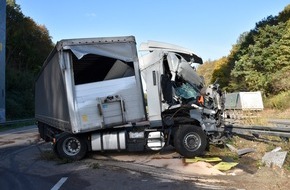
[262,149,287,168]
[237,148,256,156]
[271,147,282,152]
[184,155,239,171]
[225,144,237,152]
[184,157,222,163]
[226,144,255,156]
[213,162,239,171]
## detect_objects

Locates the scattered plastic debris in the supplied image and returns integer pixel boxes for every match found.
[184,157,222,163]
[185,157,238,171]
[237,148,255,156]
[271,147,282,152]
[226,144,255,156]
[213,162,239,171]
[262,149,287,168]
[226,144,237,152]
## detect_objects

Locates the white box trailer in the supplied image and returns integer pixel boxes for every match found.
[225,91,264,110]
[36,36,225,160]
[35,36,146,133]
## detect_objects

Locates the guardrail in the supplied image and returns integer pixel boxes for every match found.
[0,118,35,126]
[268,119,290,127]
[223,124,290,138]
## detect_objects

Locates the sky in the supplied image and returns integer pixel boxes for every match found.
[16,0,290,61]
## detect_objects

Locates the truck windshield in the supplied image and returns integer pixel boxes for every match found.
[174,82,200,100]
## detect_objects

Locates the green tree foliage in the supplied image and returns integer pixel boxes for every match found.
[231,12,290,95]
[6,3,53,73]
[211,4,290,98]
[6,2,54,119]
[6,70,35,118]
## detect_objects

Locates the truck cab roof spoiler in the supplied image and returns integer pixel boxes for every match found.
[139,41,203,64]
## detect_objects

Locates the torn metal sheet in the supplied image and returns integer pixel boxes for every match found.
[167,53,204,89]
[63,43,135,61]
[57,36,137,61]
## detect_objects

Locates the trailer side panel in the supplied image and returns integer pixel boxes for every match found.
[35,52,71,131]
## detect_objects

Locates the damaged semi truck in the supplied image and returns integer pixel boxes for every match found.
[35,36,224,160]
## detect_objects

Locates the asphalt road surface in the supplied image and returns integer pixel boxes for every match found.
[0,125,229,190]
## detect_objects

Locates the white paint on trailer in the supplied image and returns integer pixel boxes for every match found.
[75,76,145,130]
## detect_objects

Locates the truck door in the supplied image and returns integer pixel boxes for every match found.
[140,51,164,127]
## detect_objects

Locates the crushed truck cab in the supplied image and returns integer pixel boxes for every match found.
[36,36,224,160]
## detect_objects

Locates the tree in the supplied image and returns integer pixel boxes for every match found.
[5,2,54,119]
[196,59,216,86]
[211,4,290,97]
[6,3,53,73]
[231,18,290,95]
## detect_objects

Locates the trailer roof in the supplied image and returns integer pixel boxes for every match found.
[56,36,136,51]
[56,36,137,61]
[36,36,138,81]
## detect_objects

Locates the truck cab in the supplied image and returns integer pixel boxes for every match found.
[139,41,224,156]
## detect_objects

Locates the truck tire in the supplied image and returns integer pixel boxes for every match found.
[56,134,88,161]
[174,125,207,158]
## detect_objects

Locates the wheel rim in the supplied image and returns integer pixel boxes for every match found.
[62,137,81,156]
[183,132,201,151]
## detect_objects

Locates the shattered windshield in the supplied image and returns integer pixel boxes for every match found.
[175,82,200,100]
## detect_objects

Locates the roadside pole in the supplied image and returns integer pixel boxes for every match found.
[0,0,6,123]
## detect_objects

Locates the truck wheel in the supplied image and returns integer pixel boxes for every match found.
[174,125,207,158]
[56,134,87,161]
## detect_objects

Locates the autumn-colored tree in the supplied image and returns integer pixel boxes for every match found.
[196,59,215,86]
[197,57,229,88]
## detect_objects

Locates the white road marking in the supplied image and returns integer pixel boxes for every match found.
[51,177,68,190]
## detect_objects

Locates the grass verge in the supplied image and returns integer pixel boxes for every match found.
[208,135,290,172]
[264,91,290,110]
